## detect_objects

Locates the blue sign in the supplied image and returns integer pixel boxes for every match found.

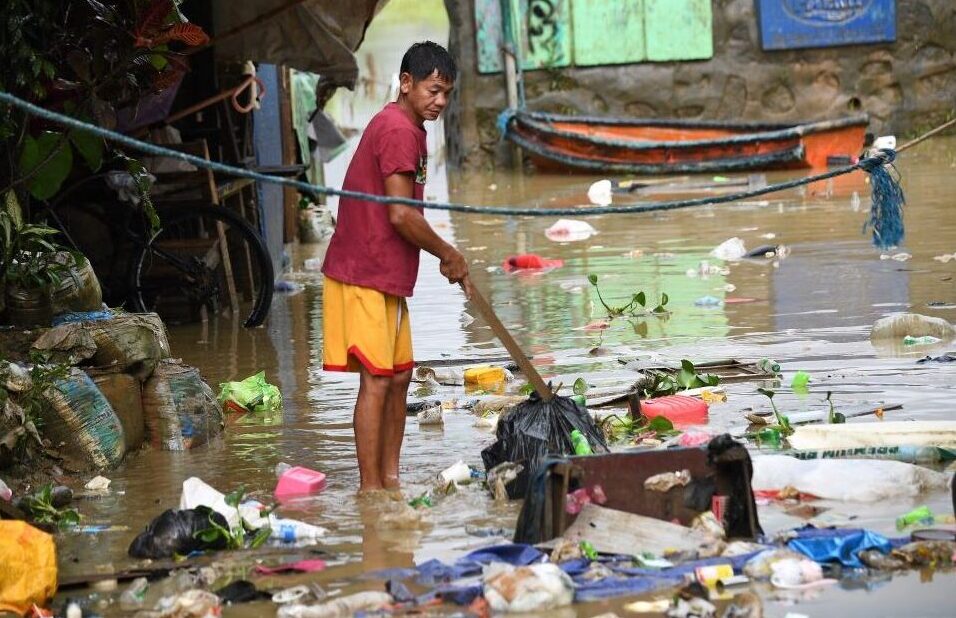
[757,0,896,50]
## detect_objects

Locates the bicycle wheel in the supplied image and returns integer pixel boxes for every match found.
[129,205,274,327]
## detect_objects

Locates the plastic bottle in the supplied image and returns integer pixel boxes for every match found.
[791,371,811,389]
[268,514,328,543]
[896,505,934,530]
[757,359,781,374]
[903,335,942,346]
[274,462,293,478]
[119,577,149,609]
[570,394,587,407]
[755,427,782,447]
[570,430,592,455]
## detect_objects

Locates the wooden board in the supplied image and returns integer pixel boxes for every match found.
[551,503,712,556]
[644,0,713,61]
[571,0,645,66]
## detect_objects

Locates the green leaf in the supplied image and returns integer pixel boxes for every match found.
[19,132,73,200]
[518,383,534,396]
[832,412,846,424]
[647,415,674,433]
[634,291,646,307]
[149,53,169,71]
[757,387,775,399]
[224,485,246,508]
[572,377,589,396]
[249,526,272,549]
[660,292,669,306]
[676,360,697,389]
[69,129,104,172]
[587,274,598,286]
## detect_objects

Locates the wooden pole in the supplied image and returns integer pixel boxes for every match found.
[500,0,523,168]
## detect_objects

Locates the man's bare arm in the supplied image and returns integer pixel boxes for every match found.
[385,173,471,296]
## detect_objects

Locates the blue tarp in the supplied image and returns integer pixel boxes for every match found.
[786,527,899,568]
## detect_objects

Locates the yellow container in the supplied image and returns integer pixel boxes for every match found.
[464,366,506,387]
[694,563,734,587]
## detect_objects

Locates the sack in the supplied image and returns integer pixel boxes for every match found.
[88,367,145,450]
[87,312,170,380]
[142,360,223,450]
[481,394,609,499]
[0,522,57,615]
[50,253,102,315]
[218,371,282,413]
[128,506,230,559]
[31,323,98,365]
[40,368,127,469]
[3,284,52,328]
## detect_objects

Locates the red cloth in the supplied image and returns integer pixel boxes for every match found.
[322,103,427,297]
[502,254,564,272]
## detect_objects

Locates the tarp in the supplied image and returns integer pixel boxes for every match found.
[213,0,388,88]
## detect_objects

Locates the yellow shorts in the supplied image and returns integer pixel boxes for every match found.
[322,276,414,376]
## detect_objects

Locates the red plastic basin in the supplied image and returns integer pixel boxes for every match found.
[640,395,709,428]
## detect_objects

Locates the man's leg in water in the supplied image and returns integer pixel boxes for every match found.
[354,366,391,492]
[380,368,412,489]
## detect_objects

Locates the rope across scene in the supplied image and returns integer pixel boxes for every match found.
[0,90,908,247]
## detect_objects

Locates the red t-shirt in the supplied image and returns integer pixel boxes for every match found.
[322,103,427,297]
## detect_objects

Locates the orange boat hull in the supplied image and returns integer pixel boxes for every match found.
[504,112,868,174]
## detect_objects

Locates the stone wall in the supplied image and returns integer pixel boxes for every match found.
[444,0,956,170]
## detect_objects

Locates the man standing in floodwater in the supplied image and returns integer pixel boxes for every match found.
[321,42,472,493]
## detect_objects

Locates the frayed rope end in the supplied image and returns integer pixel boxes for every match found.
[860,148,905,251]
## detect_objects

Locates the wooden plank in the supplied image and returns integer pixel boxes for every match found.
[756,0,897,51]
[644,0,712,62]
[571,0,645,66]
[552,503,712,556]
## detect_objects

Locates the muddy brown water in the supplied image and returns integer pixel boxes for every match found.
[55,137,956,616]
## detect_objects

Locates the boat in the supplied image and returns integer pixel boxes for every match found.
[499,109,869,174]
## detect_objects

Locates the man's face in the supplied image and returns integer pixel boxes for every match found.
[400,69,454,122]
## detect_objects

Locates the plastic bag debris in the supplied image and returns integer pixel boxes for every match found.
[481,394,609,499]
[254,559,327,575]
[180,477,266,530]
[870,313,955,342]
[770,557,836,590]
[276,591,392,618]
[0,479,11,502]
[216,580,270,604]
[217,371,282,413]
[127,507,230,559]
[786,527,892,568]
[545,219,597,242]
[743,548,809,579]
[0,522,57,615]
[141,589,220,618]
[440,460,472,486]
[502,254,564,273]
[271,585,318,605]
[624,599,671,613]
[417,406,444,425]
[587,179,613,206]
[31,324,97,365]
[564,485,607,515]
[85,476,111,491]
[483,563,574,613]
[119,577,149,610]
[666,596,716,618]
[487,461,523,501]
[903,335,942,345]
[414,365,464,386]
[751,455,952,501]
[710,237,747,260]
[142,360,224,451]
[644,470,692,492]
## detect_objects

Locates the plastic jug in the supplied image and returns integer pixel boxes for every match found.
[275,466,327,500]
[464,366,506,387]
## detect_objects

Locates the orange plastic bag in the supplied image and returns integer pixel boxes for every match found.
[0,521,57,615]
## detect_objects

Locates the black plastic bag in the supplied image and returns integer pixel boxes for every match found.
[128,506,229,559]
[481,393,608,499]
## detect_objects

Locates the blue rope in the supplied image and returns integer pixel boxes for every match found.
[0,90,905,249]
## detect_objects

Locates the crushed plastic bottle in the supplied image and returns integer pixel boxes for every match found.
[896,505,934,530]
[570,429,592,455]
[791,371,811,389]
[268,514,328,543]
[757,358,781,374]
[120,577,149,609]
[903,335,943,346]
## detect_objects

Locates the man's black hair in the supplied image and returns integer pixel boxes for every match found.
[400,41,457,83]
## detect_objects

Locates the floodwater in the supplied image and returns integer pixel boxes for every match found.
[54,137,956,616]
